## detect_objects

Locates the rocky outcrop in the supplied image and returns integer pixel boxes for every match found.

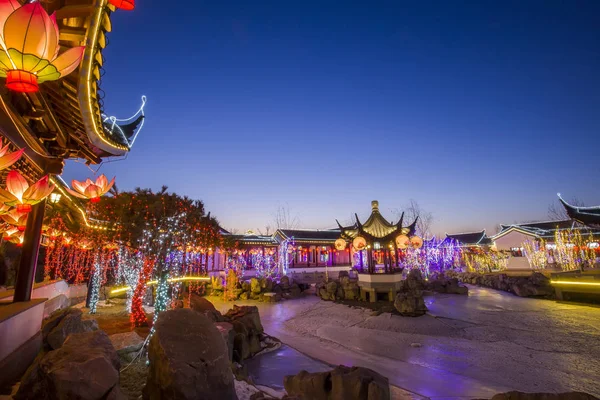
[16,330,123,400]
[109,331,144,361]
[315,275,360,302]
[225,305,264,362]
[214,322,235,362]
[394,269,427,317]
[446,271,554,298]
[208,276,305,302]
[491,391,598,400]
[144,309,237,400]
[42,308,98,350]
[427,272,469,295]
[190,293,217,312]
[284,365,390,400]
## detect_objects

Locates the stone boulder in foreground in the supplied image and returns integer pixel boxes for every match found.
[284,365,390,400]
[15,330,123,400]
[394,269,428,317]
[144,308,237,400]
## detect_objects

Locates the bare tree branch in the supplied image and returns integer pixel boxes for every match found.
[392,199,434,238]
[272,203,301,230]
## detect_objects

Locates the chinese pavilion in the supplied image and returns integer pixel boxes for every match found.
[336,200,418,274]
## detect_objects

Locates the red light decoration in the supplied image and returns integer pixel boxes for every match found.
[6,70,38,93]
[16,204,32,213]
[109,0,135,11]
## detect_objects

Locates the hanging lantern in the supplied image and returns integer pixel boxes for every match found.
[334,238,346,251]
[0,140,23,171]
[287,244,294,254]
[353,236,367,251]
[0,171,55,213]
[66,175,115,203]
[395,234,410,249]
[0,0,85,93]
[109,0,135,11]
[2,209,26,230]
[410,236,424,249]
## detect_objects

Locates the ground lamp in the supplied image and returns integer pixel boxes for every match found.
[0,0,84,93]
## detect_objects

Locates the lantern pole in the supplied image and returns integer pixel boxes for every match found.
[13,199,47,303]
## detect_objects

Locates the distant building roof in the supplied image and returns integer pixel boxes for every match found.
[558,194,600,227]
[445,230,492,246]
[275,229,340,243]
[493,219,600,241]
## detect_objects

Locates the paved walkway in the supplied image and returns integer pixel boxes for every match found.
[210,286,600,399]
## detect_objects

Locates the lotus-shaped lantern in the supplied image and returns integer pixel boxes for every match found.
[3,226,22,245]
[0,0,85,92]
[66,175,115,203]
[2,209,27,230]
[0,140,23,170]
[0,171,55,213]
[395,234,410,249]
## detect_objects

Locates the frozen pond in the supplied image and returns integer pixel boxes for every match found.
[245,345,331,389]
[210,285,600,398]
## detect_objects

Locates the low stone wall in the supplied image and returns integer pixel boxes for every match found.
[446,270,554,297]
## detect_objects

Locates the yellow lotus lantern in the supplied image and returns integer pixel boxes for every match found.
[334,238,347,251]
[410,236,424,249]
[0,171,55,213]
[3,226,23,245]
[0,140,23,170]
[353,236,367,251]
[395,234,410,249]
[0,0,85,92]
[66,175,115,203]
[2,208,27,230]
[0,204,11,215]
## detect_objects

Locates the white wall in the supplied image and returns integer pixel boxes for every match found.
[493,230,538,270]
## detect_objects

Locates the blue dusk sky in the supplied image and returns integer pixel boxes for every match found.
[64,0,600,235]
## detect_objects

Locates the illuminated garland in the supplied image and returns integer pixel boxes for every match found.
[277,238,294,276]
[88,255,102,314]
[523,240,548,270]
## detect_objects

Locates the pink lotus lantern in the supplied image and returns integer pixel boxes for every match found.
[0,140,23,170]
[0,171,55,213]
[66,175,115,203]
[0,0,84,92]
[2,208,27,230]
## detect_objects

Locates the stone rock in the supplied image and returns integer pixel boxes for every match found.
[336,287,345,301]
[16,331,122,400]
[338,271,349,280]
[214,322,235,362]
[491,392,598,400]
[242,281,251,292]
[233,288,244,299]
[240,291,250,300]
[280,276,291,290]
[172,300,184,309]
[249,334,262,355]
[189,294,217,313]
[109,331,144,357]
[326,281,338,294]
[144,309,237,400]
[82,319,99,331]
[284,366,389,400]
[284,370,331,400]
[344,287,359,301]
[260,278,274,292]
[250,278,262,294]
[233,332,250,362]
[263,292,282,303]
[272,284,283,294]
[289,284,302,298]
[43,294,71,318]
[225,305,264,334]
[395,270,427,317]
[200,309,228,323]
[45,308,96,350]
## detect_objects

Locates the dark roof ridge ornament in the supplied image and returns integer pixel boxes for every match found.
[396,212,404,228]
[355,213,363,228]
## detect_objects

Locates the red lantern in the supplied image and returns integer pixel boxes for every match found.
[6,70,38,93]
[109,0,135,10]
[16,204,32,213]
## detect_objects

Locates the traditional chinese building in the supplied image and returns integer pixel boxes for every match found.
[442,230,492,249]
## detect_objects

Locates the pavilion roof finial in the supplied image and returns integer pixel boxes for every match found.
[371,200,379,211]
